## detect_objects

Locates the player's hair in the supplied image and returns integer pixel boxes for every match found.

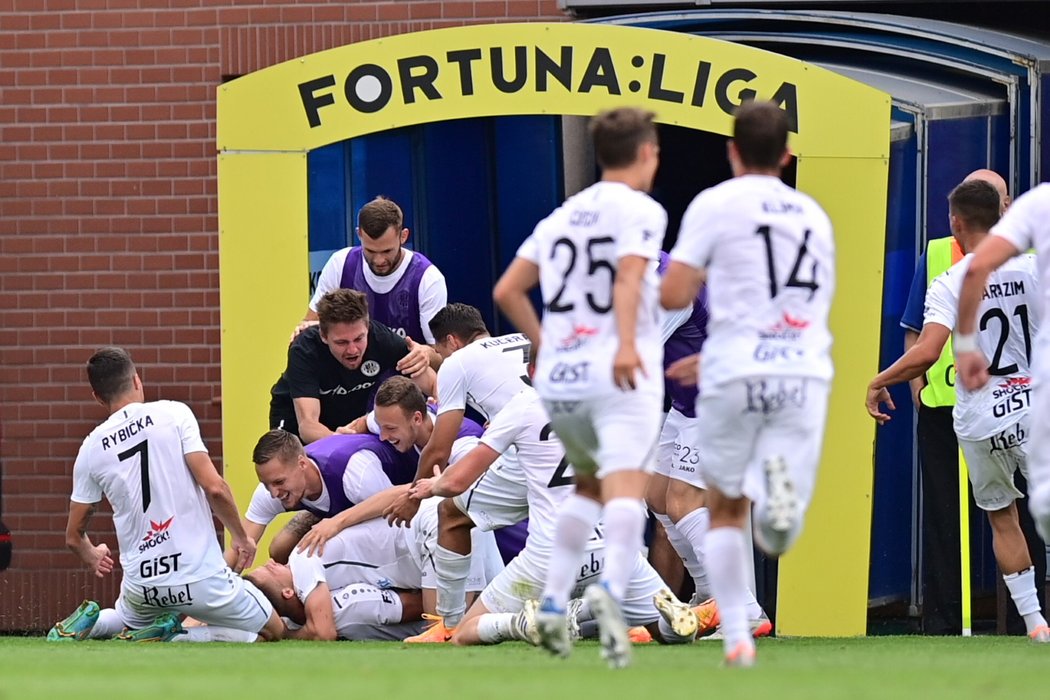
[948,179,1001,232]
[252,429,305,466]
[316,289,370,335]
[732,100,789,169]
[357,196,404,240]
[589,107,658,170]
[86,346,136,403]
[243,571,299,619]
[374,376,427,417]
[428,303,488,343]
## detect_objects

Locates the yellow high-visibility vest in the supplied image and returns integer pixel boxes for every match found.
[921,236,964,407]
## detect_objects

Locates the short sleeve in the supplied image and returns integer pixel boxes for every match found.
[70,443,103,505]
[289,547,328,603]
[617,196,666,261]
[435,355,468,414]
[478,401,524,455]
[516,232,540,264]
[923,265,962,331]
[245,483,287,525]
[285,335,322,400]
[417,266,448,344]
[170,401,207,455]
[309,248,350,312]
[670,191,719,270]
[341,450,394,505]
[900,253,929,333]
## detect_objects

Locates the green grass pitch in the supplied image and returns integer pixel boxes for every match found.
[0,636,1046,699]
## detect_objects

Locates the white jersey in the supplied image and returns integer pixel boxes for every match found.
[990,183,1050,374]
[479,388,575,559]
[925,253,1040,441]
[309,248,447,344]
[70,400,225,587]
[436,332,531,421]
[671,174,835,385]
[517,180,666,399]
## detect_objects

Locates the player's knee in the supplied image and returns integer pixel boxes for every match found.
[438,497,472,530]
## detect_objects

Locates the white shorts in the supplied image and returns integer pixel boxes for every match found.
[308,516,423,592]
[411,497,503,591]
[655,407,706,489]
[452,457,530,532]
[541,391,662,478]
[959,416,1029,511]
[479,543,665,626]
[697,377,829,506]
[117,568,273,632]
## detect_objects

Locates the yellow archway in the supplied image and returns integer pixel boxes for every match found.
[217,22,890,637]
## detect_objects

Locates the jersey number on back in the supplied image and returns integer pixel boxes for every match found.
[755,226,819,300]
[547,236,615,314]
[118,439,151,512]
[539,422,574,488]
[980,304,1032,376]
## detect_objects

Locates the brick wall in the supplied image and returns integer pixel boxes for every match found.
[0,0,567,633]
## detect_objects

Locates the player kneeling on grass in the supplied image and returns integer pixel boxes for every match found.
[410,387,702,649]
[48,347,284,643]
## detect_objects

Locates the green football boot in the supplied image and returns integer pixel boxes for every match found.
[116,612,186,642]
[46,600,101,642]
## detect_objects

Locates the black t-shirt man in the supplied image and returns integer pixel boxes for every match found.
[269,321,408,440]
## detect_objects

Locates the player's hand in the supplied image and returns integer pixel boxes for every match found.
[409,465,443,500]
[89,543,115,578]
[613,343,646,391]
[956,350,990,391]
[397,337,430,378]
[228,535,257,574]
[296,518,341,558]
[290,319,319,343]
[337,416,368,435]
[383,491,420,527]
[865,384,895,425]
[665,353,701,388]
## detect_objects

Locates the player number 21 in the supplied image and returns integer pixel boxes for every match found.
[755,225,819,300]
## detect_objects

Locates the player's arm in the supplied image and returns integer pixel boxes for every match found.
[223,518,265,569]
[660,261,705,310]
[612,254,649,391]
[866,323,951,425]
[413,409,462,482]
[413,442,500,500]
[292,397,334,444]
[64,501,114,578]
[493,257,542,345]
[186,451,257,573]
[903,330,926,409]
[288,582,338,641]
[419,267,448,370]
[956,236,1022,390]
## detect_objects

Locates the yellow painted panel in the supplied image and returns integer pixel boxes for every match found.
[217,23,889,160]
[218,151,307,567]
[776,155,891,636]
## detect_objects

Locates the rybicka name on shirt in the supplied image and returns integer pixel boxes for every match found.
[140,583,193,607]
[982,279,1026,300]
[988,421,1027,454]
[298,45,799,132]
[100,414,154,450]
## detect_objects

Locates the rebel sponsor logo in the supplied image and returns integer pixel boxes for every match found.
[140,583,194,607]
[988,422,1027,454]
[745,378,808,415]
[138,516,174,554]
[578,551,604,580]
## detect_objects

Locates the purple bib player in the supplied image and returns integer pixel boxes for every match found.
[300,433,418,519]
[341,248,434,343]
[658,252,708,418]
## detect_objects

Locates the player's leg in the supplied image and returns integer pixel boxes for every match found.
[269,511,320,563]
[432,497,476,631]
[961,431,1048,639]
[647,415,686,594]
[615,553,696,645]
[452,555,543,646]
[162,568,279,642]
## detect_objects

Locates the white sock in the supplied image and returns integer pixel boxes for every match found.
[705,527,753,653]
[600,497,648,602]
[175,626,257,643]
[476,613,524,643]
[669,508,711,599]
[434,544,471,627]
[88,608,124,639]
[541,494,603,609]
[335,584,405,625]
[1004,566,1048,634]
